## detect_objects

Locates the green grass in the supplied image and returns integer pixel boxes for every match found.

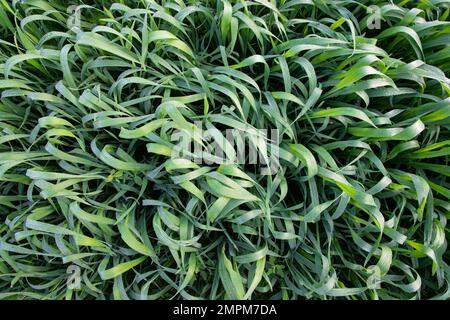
[0,0,449,300]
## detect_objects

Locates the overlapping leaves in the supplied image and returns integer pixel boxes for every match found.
[0,0,449,300]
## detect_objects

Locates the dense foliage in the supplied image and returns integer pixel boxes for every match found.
[0,0,450,300]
